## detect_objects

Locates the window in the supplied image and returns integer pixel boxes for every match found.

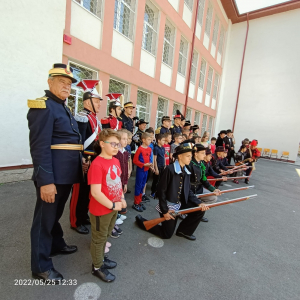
[199,59,207,90]
[172,102,182,117]
[207,116,214,136]
[114,0,136,40]
[212,15,219,46]
[212,73,219,99]
[201,114,207,136]
[137,90,151,122]
[204,2,213,36]
[74,0,102,18]
[190,51,198,84]
[218,26,225,55]
[156,97,169,128]
[67,62,98,115]
[197,0,205,26]
[186,108,192,121]
[178,37,189,76]
[107,78,130,115]
[184,0,194,10]
[142,2,159,55]
[206,66,213,95]
[162,20,175,67]
[194,111,201,126]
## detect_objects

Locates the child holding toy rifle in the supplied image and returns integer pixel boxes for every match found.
[135,142,209,240]
[187,144,221,222]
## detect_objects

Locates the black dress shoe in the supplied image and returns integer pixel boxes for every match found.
[50,245,78,257]
[103,257,117,269]
[176,232,196,241]
[32,268,63,284]
[72,224,89,234]
[83,219,91,225]
[92,265,115,282]
[201,217,208,222]
[135,215,146,230]
[245,179,249,184]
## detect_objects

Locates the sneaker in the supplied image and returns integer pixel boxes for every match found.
[119,208,127,215]
[140,203,146,210]
[119,215,127,221]
[115,218,123,225]
[92,265,115,282]
[110,229,120,238]
[103,257,117,269]
[150,193,156,199]
[132,204,143,212]
[114,225,123,235]
[106,242,111,248]
[142,195,150,202]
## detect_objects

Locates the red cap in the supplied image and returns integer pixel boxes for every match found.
[250,140,258,146]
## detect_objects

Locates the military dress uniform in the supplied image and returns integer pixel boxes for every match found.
[170,124,182,136]
[155,125,170,135]
[70,108,101,232]
[28,86,82,275]
[101,114,123,130]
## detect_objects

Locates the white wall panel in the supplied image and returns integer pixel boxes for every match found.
[203,34,210,49]
[140,49,156,78]
[112,30,133,66]
[160,63,173,86]
[197,88,203,102]
[176,73,186,94]
[188,82,195,99]
[183,4,192,28]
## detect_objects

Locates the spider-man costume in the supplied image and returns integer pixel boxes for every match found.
[133,146,153,204]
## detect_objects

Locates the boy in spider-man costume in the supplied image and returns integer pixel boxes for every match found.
[132,132,154,212]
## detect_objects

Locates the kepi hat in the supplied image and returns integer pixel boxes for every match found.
[124,101,135,109]
[162,116,171,123]
[48,63,77,83]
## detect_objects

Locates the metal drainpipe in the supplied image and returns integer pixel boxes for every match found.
[183,0,200,117]
[232,13,249,131]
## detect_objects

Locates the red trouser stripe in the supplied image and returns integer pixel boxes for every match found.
[70,183,80,228]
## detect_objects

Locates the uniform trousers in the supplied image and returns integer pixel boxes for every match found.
[31,182,72,273]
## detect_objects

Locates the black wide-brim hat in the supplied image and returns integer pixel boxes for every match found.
[192,125,199,131]
[184,121,191,127]
[219,130,227,135]
[174,142,196,156]
[135,119,148,127]
[206,148,212,155]
[193,144,206,152]
[216,146,225,153]
[49,63,77,83]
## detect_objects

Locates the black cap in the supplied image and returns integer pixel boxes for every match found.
[135,119,149,127]
[206,148,212,155]
[216,146,225,153]
[162,116,171,123]
[194,144,206,152]
[220,130,227,135]
[174,142,196,156]
[184,120,191,127]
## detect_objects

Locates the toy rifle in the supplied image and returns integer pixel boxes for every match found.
[207,176,250,182]
[143,194,257,231]
[197,185,254,198]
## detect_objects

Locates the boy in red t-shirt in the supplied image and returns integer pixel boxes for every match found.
[163,132,172,166]
[210,137,216,154]
[88,129,127,283]
[132,132,153,212]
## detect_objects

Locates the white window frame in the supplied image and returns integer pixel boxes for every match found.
[207,116,214,136]
[186,107,192,121]
[212,73,219,100]
[162,20,176,67]
[218,25,225,55]
[190,51,198,84]
[156,97,169,128]
[178,36,189,76]
[201,114,207,135]
[67,61,98,115]
[74,0,103,19]
[142,1,159,56]
[212,15,219,46]
[194,111,201,126]
[114,0,136,41]
[205,1,213,36]
[206,66,213,96]
[199,58,207,90]
[137,90,151,122]
[172,102,182,118]
[197,0,206,26]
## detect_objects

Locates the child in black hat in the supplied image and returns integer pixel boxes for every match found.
[135,142,209,240]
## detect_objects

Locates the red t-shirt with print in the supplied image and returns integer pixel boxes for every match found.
[163,144,170,165]
[88,156,123,216]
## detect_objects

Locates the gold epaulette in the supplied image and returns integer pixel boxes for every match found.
[27,97,48,109]
[155,127,161,134]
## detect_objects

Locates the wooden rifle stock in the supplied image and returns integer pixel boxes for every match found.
[143,194,257,231]
[207,176,250,182]
[197,185,254,198]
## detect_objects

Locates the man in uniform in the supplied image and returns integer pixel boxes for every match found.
[101,93,123,130]
[191,125,200,136]
[155,116,171,136]
[133,119,148,147]
[27,63,81,283]
[120,101,139,134]
[216,130,227,147]
[224,129,235,164]
[183,120,192,132]
[70,79,103,234]
[170,110,183,137]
